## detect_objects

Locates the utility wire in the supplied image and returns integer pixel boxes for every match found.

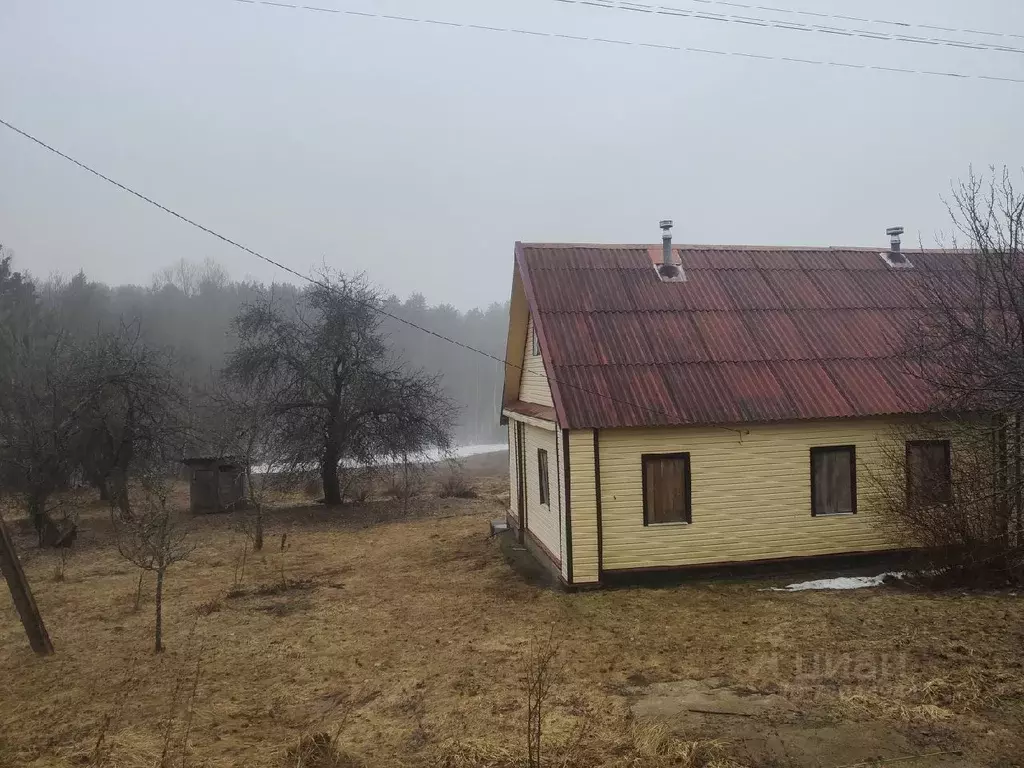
[550,0,1024,57]
[224,0,1024,85]
[673,0,1024,42]
[0,116,693,427]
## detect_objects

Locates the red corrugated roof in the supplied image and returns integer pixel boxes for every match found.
[516,243,969,429]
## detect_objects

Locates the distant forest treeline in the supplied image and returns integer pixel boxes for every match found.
[29,256,509,445]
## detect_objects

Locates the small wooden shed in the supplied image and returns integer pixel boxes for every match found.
[182,456,248,514]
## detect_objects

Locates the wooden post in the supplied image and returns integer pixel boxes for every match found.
[0,510,54,655]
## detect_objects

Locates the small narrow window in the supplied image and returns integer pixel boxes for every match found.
[532,325,540,357]
[811,446,856,516]
[537,448,550,506]
[906,440,951,507]
[642,453,692,524]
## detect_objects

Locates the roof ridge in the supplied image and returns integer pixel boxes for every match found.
[549,357,909,366]
[520,242,972,253]
[537,308,921,313]
[527,265,927,271]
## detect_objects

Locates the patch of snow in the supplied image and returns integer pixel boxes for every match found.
[444,443,508,460]
[382,443,508,465]
[770,572,903,592]
[251,443,507,474]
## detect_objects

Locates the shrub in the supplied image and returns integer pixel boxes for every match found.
[340,467,375,505]
[349,483,371,505]
[303,477,322,499]
[438,472,478,499]
[384,461,425,505]
[286,732,362,768]
[195,598,222,616]
[866,419,1024,587]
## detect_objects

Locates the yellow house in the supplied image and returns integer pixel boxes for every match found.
[500,225,962,586]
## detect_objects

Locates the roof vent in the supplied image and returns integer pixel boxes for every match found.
[880,226,912,268]
[656,219,686,282]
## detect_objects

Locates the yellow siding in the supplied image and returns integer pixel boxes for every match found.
[524,424,561,560]
[568,430,600,583]
[518,314,554,407]
[556,428,569,582]
[595,419,911,571]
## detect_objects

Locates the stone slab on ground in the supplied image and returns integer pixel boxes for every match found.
[631,678,796,719]
[629,679,982,768]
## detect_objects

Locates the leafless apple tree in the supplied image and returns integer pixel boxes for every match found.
[0,256,89,545]
[225,271,455,507]
[204,373,298,551]
[76,321,188,520]
[113,477,193,653]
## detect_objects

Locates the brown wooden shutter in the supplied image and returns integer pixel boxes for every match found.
[643,454,691,524]
[906,440,951,506]
[811,446,855,515]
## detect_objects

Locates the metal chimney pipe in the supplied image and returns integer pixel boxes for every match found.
[886,226,904,258]
[660,220,673,266]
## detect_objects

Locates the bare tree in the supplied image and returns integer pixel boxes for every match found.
[205,376,293,551]
[77,321,187,520]
[0,260,90,545]
[909,167,1024,413]
[150,257,229,299]
[385,452,427,515]
[866,420,1024,584]
[0,338,83,544]
[876,166,1024,583]
[114,479,193,652]
[226,271,455,506]
[524,626,561,768]
[1,261,184,541]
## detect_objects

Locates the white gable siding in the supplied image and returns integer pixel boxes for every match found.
[524,423,561,563]
[518,314,554,407]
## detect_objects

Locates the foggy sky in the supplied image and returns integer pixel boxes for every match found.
[2,0,1023,310]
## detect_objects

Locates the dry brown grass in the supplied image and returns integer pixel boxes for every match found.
[2,459,1023,767]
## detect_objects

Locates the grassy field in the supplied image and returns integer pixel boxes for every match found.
[1,453,1023,768]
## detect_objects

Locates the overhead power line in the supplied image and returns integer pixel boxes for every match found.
[677,0,1024,41]
[0,116,701,428]
[223,0,1024,85]
[550,0,1024,56]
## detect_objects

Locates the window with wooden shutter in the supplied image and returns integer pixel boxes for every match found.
[537,448,550,506]
[810,446,856,516]
[906,440,951,507]
[642,453,692,525]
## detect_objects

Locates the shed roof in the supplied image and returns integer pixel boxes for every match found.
[516,243,970,430]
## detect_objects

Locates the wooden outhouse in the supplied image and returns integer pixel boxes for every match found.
[182,456,248,513]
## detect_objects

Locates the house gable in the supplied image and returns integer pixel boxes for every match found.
[501,253,557,415]
[519,312,553,407]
